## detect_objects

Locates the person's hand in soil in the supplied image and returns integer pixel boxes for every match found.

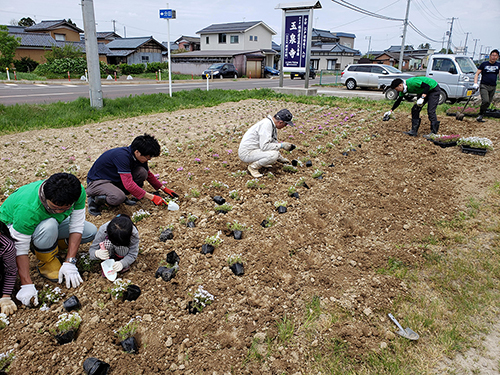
[162,187,179,198]
[281,142,293,151]
[58,263,83,289]
[15,284,38,306]
[95,242,109,260]
[112,261,123,272]
[0,296,17,315]
[151,195,167,206]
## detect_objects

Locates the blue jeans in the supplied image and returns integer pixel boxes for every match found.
[32,217,97,250]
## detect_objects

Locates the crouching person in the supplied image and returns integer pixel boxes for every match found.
[0,221,17,315]
[238,109,295,178]
[0,173,97,307]
[88,214,139,274]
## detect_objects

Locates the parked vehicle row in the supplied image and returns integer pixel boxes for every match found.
[201,63,238,79]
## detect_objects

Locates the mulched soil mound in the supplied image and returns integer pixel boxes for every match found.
[0,99,498,374]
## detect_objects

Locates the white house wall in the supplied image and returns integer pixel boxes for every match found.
[200,25,273,51]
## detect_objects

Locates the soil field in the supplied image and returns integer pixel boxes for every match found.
[0,99,498,374]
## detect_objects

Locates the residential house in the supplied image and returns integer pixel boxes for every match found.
[96,31,122,44]
[5,21,110,63]
[306,29,361,71]
[370,45,435,70]
[106,37,167,65]
[170,21,276,77]
[175,36,200,51]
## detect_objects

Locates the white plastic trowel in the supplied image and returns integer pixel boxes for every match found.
[167,201,179,211]
[101,259,117,282]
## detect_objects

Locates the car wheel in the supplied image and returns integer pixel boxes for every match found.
[290,74,294,80]
[346,79,356,90]
[438,89,447,105]
[385,88,398,100]
[301,75,305,80]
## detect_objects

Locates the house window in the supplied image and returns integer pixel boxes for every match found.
[249,35,253,41]
[218,33,226,43]
[142,56,150,62]
[206,36,209,44]
[230,35,239,44]
[54,33,66,41]
[311,59,319,70]
[254,36,258,41]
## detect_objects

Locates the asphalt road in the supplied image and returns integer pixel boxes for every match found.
[0,75,384,106]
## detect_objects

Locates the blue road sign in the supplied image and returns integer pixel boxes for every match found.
[159,9,175,19]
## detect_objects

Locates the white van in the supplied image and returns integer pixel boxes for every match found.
[426,54,477,104]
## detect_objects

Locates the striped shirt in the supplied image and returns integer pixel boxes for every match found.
[0,234,17,296]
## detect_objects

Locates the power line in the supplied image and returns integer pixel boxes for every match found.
[427,0,447,19]
[330,0,401,28]
[330,0,404,21]
[408,21,442,43]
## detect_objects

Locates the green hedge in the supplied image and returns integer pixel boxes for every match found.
[119,63,145,75]
[34,57,108,77]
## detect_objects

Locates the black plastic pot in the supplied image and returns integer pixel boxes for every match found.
[187,221,196,228]
[230,263,244,276]
[83,357,110,375]
[213,195,225,205]
[291,192,299,199]
[261,220,269,228]
[289,144,296,151]
[155,266,177,282]
[201,244,215,254]
[328,163,335,168]
[166,250,180,265]
[216,209,228,214]
[303,182,310,189]
[305,161,313,167]
[55,330,76,345]
[123,285,141,301]
[342,152,349,156]
[315,175,323,180]
[159,229,174,241]
[277,206,287,214]
[291,159,298,167]
[63,296,81,312]
[187,301,200,314]
[120,336,139,354]
[233,230,243,240]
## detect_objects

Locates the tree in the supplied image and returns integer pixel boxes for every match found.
[18,17,36,27]
[418,43,431,50]
[66,19,77,27]
[0,26,21,70]
[439,47,454,54]
[44,43,84,63]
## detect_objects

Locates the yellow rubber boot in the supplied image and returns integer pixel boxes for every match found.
[57,239,68,250]
[35,247,61,282]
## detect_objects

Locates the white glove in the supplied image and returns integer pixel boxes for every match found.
[384,111,392,117]
[416,98,424,106]
[95,249,109,260]
[15,284,38,307]
[281,142,293,151]
[472,83,479,90]
[0,297,17,315]
[58,262,83,289]
[112,261,124,272]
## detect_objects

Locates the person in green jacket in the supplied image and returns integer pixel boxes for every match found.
[383,76,441,137]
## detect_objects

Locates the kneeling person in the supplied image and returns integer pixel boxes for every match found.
[238,109,294,178]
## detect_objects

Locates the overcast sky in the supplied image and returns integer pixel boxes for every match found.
[2,0,498,59]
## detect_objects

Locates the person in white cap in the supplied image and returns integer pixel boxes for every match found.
[238,109,294,178]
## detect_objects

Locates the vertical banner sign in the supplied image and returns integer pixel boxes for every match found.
[283,13,309,72]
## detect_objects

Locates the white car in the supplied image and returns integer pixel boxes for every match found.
[340,64,412,91]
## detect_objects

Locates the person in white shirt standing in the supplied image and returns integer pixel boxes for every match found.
[238,109,294,178]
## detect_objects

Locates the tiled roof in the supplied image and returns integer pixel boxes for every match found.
[25,20,83,33]
[10,32,57,48]
[312,42,361,55]
[196,21,275,35]
[107,37,166,50]
[55,41,111,55]
[96,31,122,39]
[106,49,136,57]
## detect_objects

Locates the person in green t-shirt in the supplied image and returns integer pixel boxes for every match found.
[383,77,441,137]
[0,173,97,307]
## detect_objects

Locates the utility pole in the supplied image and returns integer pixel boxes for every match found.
[398,0,411,70]
[81,0,103,109]
[446,17,456,54]
[112,19,116,33]
[463,32,471,55]
[472,39,479,61]
[365,36,371,56]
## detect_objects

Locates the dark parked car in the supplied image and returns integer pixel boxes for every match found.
[290,67,316,80]
[264,66,280,77]
[202,63,238,79]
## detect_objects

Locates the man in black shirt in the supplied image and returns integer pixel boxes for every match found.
[474,49,500,122]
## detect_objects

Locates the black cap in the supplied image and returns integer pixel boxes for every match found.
[275,109,294,126]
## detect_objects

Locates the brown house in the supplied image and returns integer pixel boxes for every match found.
[24,20,83,42]
[373,52,411,71]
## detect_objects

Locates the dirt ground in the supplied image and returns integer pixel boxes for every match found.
[0,99,498,374]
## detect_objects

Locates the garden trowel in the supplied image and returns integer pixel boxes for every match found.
[388,313,419,340]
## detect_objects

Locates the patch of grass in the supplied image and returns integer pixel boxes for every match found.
[276,314,295,343]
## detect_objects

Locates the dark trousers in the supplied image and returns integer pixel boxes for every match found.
[86,166,147,206]
[411,85,440,124]
[479,84,496,115]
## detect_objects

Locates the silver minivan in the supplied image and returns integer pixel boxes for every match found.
[426,54,477,103]
[340,64,412,90]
